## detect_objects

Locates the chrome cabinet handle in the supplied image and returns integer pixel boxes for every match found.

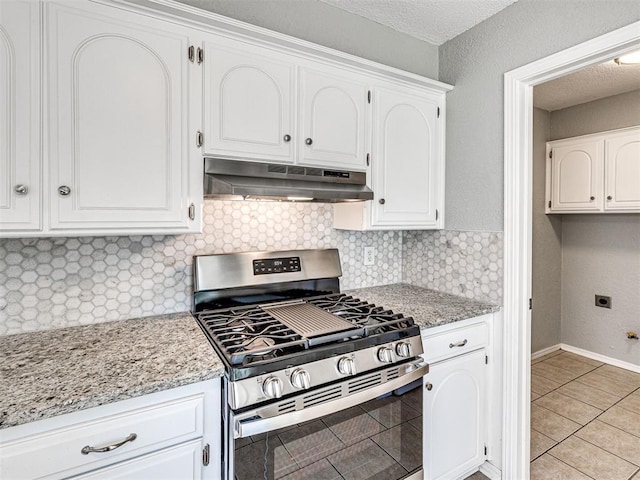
[58,185,71,196]
[14,184,28,195]
[449,339,468,348]
[305,138,313,146]
[283,134,291,142]
[81,433,137,455]
[425,382,433,391]
[379,198,385,205]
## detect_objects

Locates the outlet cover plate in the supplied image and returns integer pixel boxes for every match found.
[595,295,612,309]
[364,247,375,266]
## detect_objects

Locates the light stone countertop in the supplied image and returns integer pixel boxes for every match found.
[1,284,498,431]
[0,313,225,430]
[345,283,500,328]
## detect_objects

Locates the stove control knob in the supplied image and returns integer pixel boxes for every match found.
[377,346,395,363]
[396,342,413,358]
[337,357,357,376]
[262,376,284,399]
[290,369,311,390]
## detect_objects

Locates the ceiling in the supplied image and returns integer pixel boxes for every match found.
[533,59,640,112]
[316,0,518,45]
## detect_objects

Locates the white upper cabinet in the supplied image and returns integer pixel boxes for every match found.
[333,84,446,230]
[548,140,603,212]
[46,1,200,233]
[298,67,368,170]
[605,129,640,210]
[0,1,40,232]
[203,36,295,163]
[546,126,640,214]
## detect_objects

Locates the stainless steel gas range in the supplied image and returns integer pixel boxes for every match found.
[192,249,427,480]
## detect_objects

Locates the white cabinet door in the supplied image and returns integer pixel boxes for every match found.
[298,67,368,170]
[605,130,640,211]
[371,87,441,227]
[72,440,202,480]
[549,140,603,212]
[47,1,194,232]
[0,0,40,232]
[203,36,295,163]
[423,349,486,480]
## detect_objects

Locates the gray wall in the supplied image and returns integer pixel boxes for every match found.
[531,107,562,353]
[561,215,640,365]
[551,89,640,140]
[531,91,640,364]
[176,0,439,78]
[439,0,640,231]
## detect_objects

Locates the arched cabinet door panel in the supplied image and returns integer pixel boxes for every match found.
[299,67,368,170]
[47,1,194,231]
[203,36,295,163]
[423,349,486,480]
[371,87,440,227]
[549,140,603,212]
[0,1,40,232]
[605,131,640,210]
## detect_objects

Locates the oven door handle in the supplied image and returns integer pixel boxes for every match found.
[234,361,428,439]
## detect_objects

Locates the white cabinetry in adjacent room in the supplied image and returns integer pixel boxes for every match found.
[298,67,368,170]
[546,126,640,214]
[203,35,295,164]
[47,0,201,233]
[333,83,447,230]
[0,380,220,480]
[421,315,498,480]
[605,128,640,211]
[0,0,40,232]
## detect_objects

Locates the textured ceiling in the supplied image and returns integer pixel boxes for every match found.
[534,60,640,112]
[316,0,518,45]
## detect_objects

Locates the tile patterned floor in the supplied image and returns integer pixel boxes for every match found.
[530,349,640,480]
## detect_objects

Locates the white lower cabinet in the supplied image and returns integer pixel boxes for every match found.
[0,380,220,480]
[422,315,495,480]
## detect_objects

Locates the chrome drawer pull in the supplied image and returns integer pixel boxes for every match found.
[81,433,137,455]
[449,339,468,348]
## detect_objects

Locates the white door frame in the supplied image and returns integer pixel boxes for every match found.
[502,21,640,479]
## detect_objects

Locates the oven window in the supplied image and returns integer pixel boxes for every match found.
[233,383,422,480]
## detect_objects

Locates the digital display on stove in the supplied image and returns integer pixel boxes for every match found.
[253,256,301,275]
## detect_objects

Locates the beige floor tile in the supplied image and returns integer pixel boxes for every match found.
[532,362,580,384]
[543,355,600,376]
[531,429,557,460]
[531,404,581,442]
[463,471,490,480]
[619,391,640,416]
[531,390,542,401]
[532,349,563,365]
[576,420,640,466]
[559,351,604,367]
[557,379,622,410]
[576,371,639,398]
[549,435,639,480]
[595,365,640,387]
[531,373,563,395]
[600,405,640,438]
[530,453,591,480]
[534,391,602,425]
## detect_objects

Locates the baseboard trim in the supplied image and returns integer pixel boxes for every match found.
[531,344,561,360]
[479,461,502,480]
[559,344,640,373]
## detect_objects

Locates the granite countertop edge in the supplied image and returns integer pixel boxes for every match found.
[1,284,500,431]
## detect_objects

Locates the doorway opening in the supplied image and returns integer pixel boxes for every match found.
[502,20,640,480]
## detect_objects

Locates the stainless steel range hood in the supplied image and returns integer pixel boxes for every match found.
[204,158,373,203]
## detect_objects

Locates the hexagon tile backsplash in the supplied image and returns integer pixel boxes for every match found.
[0,201,503,336]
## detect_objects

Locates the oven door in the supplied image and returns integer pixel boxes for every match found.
[224,359,427,480]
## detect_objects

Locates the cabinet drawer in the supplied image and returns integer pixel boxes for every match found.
[1,394,204,480]
[422,322,488,363]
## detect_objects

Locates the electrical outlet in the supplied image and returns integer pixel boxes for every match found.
[363,246,375,266]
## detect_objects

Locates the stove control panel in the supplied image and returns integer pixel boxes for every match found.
[253,256,301,275]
